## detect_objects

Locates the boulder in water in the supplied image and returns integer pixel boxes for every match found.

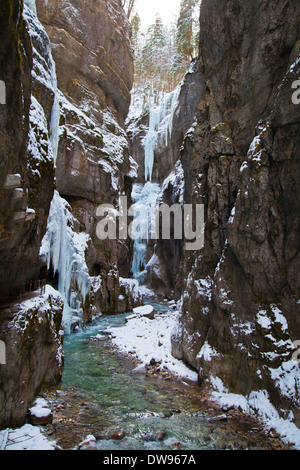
[133,305,154,320]
[28,398,53,425]
[78,435,97,451]
[155,431,168,441]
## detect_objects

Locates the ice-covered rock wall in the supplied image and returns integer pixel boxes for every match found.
[129,87,183,284]
[0,0,64,428]
[128,62,205,295]
[35,0,139,320]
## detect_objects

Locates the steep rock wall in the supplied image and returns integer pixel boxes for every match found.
[35,0,136,317]
[0,286,64,428]
[0,1,64,428]
[0,0,55,299]
[171,0,300,422]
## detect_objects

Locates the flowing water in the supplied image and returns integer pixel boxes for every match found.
[45,298,283,451]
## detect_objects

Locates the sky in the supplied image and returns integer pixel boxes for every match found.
[134,0,181,31]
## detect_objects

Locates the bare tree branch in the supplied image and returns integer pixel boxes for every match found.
[121,0,135,20]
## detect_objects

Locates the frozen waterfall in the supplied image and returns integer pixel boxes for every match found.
[131,183,161,282]
[40,192,91,334]
[24,0,37,15]
[131,86,180,282]
[143,87,180,182]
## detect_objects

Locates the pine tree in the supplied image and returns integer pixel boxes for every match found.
[176,0,200,63]
[131,2,201,98]
[141,16,167,86]
[131,12,141,51]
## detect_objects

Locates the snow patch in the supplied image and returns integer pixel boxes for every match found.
[109,306,198,382]
[0,424,56,450]
[210,376,300,449]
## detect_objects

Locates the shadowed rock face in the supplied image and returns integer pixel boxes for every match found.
[0,0,135,428]
[0,1,55,300]
[0,1,63,429]
[169,0,300,419]
[0,288,64,428]
[35,0,135,315]
[36,0,133,125]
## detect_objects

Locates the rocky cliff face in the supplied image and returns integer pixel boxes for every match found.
[0,0,55,299]
[0,0,63,427]
[0,286,64,428]
[36,0,133,126]
[0,0,136,428]
[36,0,137,319]
[170,0,300,423]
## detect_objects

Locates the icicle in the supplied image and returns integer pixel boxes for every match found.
[40,191,91,334]
[131,183,161,283]
[143,86,180,182]
[24,0,37,15]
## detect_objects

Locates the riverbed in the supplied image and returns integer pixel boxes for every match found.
[42,298,287,451]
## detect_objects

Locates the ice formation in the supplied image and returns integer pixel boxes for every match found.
[143,87,180,182]
[131,87,180,282]
[24,0,37,15]
[131,182,161,282]
[40,191,90,334]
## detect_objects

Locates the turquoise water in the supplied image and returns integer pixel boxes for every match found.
[57,300,263,450]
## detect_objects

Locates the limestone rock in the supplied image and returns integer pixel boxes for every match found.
[0,286,64,428]
[170,0,300,422]
[28,398,53,425]
[78,434,97,451]
[0,1,56,299]
[133,305,154,320]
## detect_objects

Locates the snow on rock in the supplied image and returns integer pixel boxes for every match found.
[210,376,300,449]
[28,398,53,425]
[109,306,198,382]
[196,341,219,362]
[119,277,143,306]
[0,424,56,450]
[133,304,154,319]
[159,160,185,205]
[27,95,54,166]
[29,398,51,417]
[13,285,64,375]
[17,284,63,313]
[78,434,97,451]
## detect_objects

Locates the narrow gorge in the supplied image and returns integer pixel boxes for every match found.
[0,0,300,452]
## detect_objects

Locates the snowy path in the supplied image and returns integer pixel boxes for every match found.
[0,424,56,450]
